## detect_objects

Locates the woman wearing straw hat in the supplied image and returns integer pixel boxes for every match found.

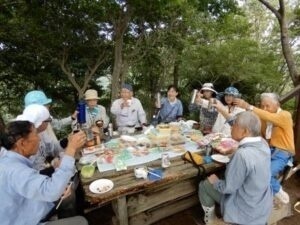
[80,89,109,130]
[189,83,218,134]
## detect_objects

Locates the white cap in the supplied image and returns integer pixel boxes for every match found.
[15,104,50,128]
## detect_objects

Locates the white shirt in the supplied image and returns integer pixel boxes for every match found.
[212,105,244,137]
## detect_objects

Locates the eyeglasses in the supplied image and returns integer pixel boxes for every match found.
[43,118,52,123]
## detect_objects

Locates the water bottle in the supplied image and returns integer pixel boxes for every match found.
[77,100,86,125]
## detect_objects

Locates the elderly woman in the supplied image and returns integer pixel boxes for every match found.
[212,87,245,137]
[198,111,272,225]
[72,89,109,130]
[157,85,183,123]
[111,83,147,132]
[189,83,218,134]
[234,92,294,204]
[0,120,88,225]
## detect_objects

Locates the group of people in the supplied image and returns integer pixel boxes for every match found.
[191,84,294,225]
[0,81,296,225]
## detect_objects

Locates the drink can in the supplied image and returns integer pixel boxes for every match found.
[156,92,161,108]
[161,153,171,168]
[108,123,113,137]
[208,98,216,112]
[206,144,212,156]
[77,100,86,124]
[190,89,198,104]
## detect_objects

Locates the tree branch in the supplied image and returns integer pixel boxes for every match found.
[258,0,282,20]
[59,48,81,93]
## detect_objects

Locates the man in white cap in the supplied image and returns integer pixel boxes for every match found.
[189,83,218,134]
[111,83,147,132]
[15,104,58,172]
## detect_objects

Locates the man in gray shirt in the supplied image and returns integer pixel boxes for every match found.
[111,84,147,132]
[198,111,272,225]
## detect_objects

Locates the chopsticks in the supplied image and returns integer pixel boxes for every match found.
[56,182,73,210]
[146,170,162,179]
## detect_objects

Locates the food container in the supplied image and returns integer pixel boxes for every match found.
[161,153,171,168]
[134,166,148,179]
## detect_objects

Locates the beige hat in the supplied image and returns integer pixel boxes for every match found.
[200,83,217,94]
[85,89,100,100]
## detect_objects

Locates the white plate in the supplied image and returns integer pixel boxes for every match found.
[79,154,98,165]
[120,135,137,142]
[82,145,103,155]
[89,179,114,194]
[211,154,230,164]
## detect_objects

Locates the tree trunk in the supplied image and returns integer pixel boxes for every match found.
[110,4,133,103]
[278,15,299,85]
[259,0,300,160]
[111,35,124,101]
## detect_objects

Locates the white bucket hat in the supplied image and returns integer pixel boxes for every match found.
[200,83,217,94]
[15,104,51,128]
[85,89,100,100]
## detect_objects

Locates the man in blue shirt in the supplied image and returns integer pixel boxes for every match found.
[0,120,88,225]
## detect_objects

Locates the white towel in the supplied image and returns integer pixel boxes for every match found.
[265,108,282,139]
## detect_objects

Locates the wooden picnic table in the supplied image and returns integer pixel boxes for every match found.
[78,152,225,225]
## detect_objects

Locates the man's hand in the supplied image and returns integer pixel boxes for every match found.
[65,131,86,157]
[208,174,219,184]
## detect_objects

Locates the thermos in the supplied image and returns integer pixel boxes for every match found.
[77,100,86,125]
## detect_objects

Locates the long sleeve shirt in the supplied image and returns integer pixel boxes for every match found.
[212,106,245,137]
[253,107,295,154]
[158,97,183,123]
[30,126,64,170]
[213,137,272,225]
[51,116,72,131]
[111,97,147,128]
[0,151,75,225]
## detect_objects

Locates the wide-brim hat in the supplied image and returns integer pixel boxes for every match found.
[85,89,100,100]
[200,83,217,94]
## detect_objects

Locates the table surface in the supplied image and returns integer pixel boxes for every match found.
[78,152,225,206]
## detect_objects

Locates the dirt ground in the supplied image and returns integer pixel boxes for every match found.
[85,173,300,225]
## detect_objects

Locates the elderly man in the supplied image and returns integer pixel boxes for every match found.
[111,84,147,132]
[235,93,294,204]
[199,111,272,225]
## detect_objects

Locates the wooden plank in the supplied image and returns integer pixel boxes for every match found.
[112,196,129,225]
[127,178,197,216]
[129,195,199,225]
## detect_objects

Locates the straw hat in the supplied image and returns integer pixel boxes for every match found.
[200,83,217,94]
[85,89,100,100]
